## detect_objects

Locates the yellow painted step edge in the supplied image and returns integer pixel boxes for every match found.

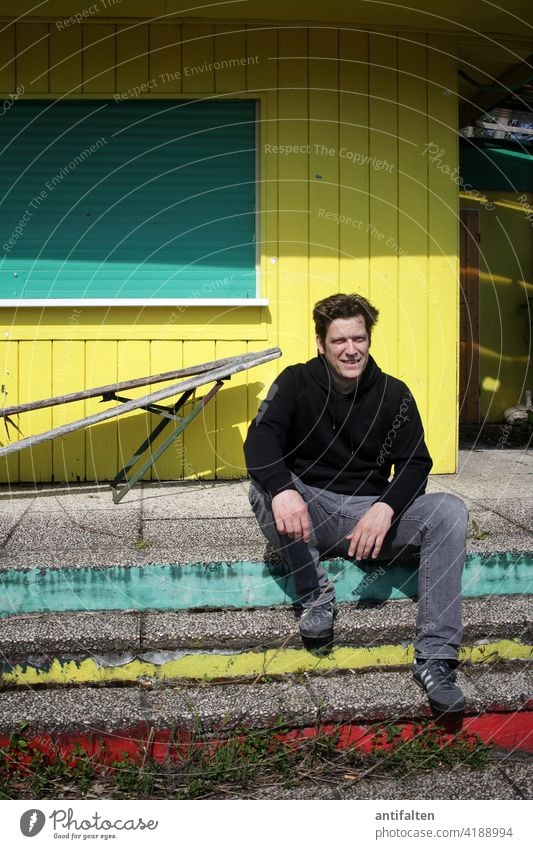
[2,640,531,687]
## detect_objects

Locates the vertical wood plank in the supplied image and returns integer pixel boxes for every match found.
[116,24,149,96]
[0,24,16,94]
[49,23,82,93]
[82,24,116,93]
[16,23,49,94]
[52,340,85,482]
[214,24,247,93]
[308,27,339,354]
[427,34,459,472]
[245,340,281,438]
[182,340,216,479]
[85,340,117,482]
[246,26,278,325]
[215,340,248,478]
[19,340,53,482]
[277,28,309,362]
[149,24,182,93]
[0,342,19,486]
[181,24,215,93]
[368,32,399,375]
[116,340,151,480]
[245,25,277,93]
[397,33,429,422]
[339,29,370,296]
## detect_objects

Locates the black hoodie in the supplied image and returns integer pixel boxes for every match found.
[244,354,432,516]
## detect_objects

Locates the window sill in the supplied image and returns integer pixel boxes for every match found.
[0,298,269,308]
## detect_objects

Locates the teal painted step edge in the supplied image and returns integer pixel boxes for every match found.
[0,553,531,617]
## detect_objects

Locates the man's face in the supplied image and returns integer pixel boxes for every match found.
[316,315,370,386]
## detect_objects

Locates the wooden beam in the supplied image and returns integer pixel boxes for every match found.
[0,349,279,418]
[459,54,533,128]
[0,348,281,458]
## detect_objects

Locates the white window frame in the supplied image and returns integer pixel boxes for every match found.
[1,94,265,308]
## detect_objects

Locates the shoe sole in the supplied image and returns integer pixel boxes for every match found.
[413,677,466,713]
[297,605,337,641]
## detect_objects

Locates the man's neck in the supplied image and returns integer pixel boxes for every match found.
[329,371,358,394]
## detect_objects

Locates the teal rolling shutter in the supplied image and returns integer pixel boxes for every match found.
[0,99,257,301]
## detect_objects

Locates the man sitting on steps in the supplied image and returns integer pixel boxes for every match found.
[244,292,468,714]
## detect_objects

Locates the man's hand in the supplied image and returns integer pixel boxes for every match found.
[271,489,312,543]
[346,502,394,559]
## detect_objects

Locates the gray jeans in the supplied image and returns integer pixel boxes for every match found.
[249,476,468,660]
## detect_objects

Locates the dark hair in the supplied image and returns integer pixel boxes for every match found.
[313,293,379,341]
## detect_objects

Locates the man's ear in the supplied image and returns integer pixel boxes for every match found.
[316,334,325,355]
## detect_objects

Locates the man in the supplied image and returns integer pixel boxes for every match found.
[244,292,468,713]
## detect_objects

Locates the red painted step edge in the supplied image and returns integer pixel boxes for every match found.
[1,712,531,767]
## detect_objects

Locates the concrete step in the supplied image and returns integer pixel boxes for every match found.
[0,596,530,687]
[1,554,531,615]
[1,596,531,655]
[0,665,530,735]
[0,595,530,768]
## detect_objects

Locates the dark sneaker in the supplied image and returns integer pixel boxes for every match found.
[413,658,466,713]
[297,599,337,640]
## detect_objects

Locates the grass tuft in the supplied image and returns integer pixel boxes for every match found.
[0,720,492,799]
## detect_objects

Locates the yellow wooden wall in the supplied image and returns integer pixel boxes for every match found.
[0,21,459,482]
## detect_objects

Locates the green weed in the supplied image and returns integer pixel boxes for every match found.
[133,535,153,550]
[350,720,492,777]
[469,519,492,541]
[0,719,492,799]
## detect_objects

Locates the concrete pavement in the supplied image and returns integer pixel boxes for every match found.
[0,448,531,569]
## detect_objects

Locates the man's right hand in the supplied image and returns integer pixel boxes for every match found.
[271,489,312,543]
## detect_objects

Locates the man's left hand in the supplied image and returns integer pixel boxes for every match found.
[346,502,394,559]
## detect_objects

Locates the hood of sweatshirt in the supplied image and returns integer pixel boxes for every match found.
[305,354,383,443]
